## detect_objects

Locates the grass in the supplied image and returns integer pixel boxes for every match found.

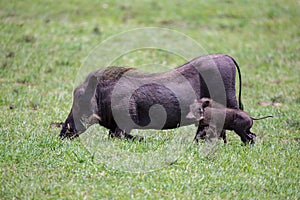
[1,0,299,199]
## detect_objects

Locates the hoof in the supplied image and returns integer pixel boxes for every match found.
[132,135,144,142]
[60,132,79,140]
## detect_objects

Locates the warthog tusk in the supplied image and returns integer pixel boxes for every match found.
[88,114,101,122]
[67,123,71,131]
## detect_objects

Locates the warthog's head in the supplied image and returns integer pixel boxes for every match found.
[186,98,211,121]
[60,74,100,139]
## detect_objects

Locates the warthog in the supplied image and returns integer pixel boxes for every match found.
[187,98,273,144]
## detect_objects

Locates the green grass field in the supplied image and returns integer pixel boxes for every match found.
[1,0,299,199]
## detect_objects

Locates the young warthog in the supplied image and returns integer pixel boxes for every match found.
[187,98,272,144]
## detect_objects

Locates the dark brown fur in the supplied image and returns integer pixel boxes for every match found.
[187,98,272,144]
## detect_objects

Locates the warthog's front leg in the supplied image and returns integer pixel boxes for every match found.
[108,127,143,141]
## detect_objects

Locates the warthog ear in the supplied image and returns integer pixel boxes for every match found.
[186,111,196,120]
[84,75,98,100]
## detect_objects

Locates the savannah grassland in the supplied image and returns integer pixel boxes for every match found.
[0,0,299,199]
